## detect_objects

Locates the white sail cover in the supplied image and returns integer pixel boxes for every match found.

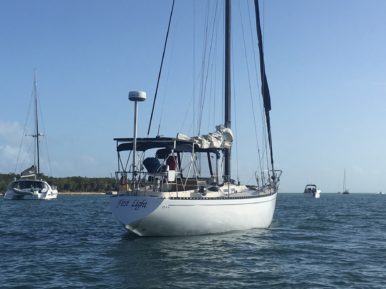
[177,125,233,149]
[20,165,37,178]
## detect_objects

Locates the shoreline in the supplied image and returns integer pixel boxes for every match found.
[59,192,106,195]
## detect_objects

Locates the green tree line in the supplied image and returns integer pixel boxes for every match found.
[0,173,117,193]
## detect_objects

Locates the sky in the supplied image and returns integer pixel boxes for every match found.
[1,0,386,193]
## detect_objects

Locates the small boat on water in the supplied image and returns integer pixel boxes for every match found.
[5,174,58,200]
[109,0,282,236]
[4,73,58,200]
[342,169,349,194]
[105,191,118,195]
[304,184,321,199]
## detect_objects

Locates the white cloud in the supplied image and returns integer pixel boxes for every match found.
[50,155,102,177]
[0,121,32,173]
[0,145,17,172]
[80,155,98,166]
[0,144,31,173]
[0,121,25,144]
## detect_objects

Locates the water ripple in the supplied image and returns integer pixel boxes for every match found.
[1,194,386,288]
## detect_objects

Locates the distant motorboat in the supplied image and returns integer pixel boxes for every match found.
[105,191,118,195]
[304,184,321,198]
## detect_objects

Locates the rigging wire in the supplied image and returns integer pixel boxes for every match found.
[183,0,222,136]
[231,44,240,183]
[179,1,200,135]
[147,0,175,136]
[254,0,274,177]
[14,89,33,174]
[260,0,271,176]
[36,88,54,177]
[248,0,270,179]
[197,0,211,135]
[156,30,176,136]
[178,0,195,135]
[205,2,221,133]
[238,0,265,178]
[247,0,268,155]
[198,0,223,135]
[193,0,196,135]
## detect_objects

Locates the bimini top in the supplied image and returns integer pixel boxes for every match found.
[304,184,317,188]
[114,137,193,152]
[115,125,233,153]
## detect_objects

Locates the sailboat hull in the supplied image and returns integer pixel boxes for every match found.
[110,192,277,236]
[4,189,58,200]
[4,180,58,200]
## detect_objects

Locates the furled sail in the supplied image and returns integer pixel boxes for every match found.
[254,0,271,113]
[254,0,275,174]
[176,125,233,150]
[20,165,37,178]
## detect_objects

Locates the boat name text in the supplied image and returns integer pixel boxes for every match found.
[117,199,148,210]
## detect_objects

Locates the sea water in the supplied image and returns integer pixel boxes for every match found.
[1,193,385,288]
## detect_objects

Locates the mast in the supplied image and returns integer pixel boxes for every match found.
[254,0,275,177]
[33,71,40,178]
[224,0,231,181]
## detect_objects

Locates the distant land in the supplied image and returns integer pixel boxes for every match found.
[0,173,116,193]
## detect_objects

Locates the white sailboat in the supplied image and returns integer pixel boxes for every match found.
[110,0,281,236]
[4,73,58,200]
[342,169,349,194]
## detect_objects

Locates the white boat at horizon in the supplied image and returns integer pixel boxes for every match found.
[110,0,281,236]
[342,169,350,194]
[304,184,321,199]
